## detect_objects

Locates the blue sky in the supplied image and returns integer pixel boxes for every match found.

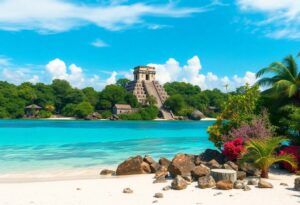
[0,0,299,91]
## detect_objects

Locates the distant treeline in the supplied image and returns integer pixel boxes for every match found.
[0,79,231,119]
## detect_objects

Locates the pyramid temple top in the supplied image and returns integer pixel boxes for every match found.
[133,66,156,81]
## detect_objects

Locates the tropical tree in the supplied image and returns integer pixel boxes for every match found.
[256,54,300,102]
[240,137,297,178]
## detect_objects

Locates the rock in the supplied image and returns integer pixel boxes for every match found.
[216,180,233,190]
[223,161,238,171]
[85,112,101,120]
[155,166,168,178]
[190,110,205,120]
[100,169,115,176]
[198,149,226,164]
[116,156,151,175]
[171,175,188,190]
[234,180,244,189]
[153,176,167,183]
[243,185,251,191]
[144,155,156,164]
[194,156,204,166]
[154,193,164,198]
[237,171,247,180]
[211,169,237,183]
[207,159,221,169]
[159,157,171,167]
[143,156,160,173]
[123,188,133,193]
[162,185,171,191]
[247,178,258,185]
[295,177,300,191]
[280,183,288,186]
[152,200,158,203]
[239,162,261,177]
[191,165,210,179]
[258,179,273,188]
[182,175,193,184]
[198,176,216,189]
[168,154,195,177]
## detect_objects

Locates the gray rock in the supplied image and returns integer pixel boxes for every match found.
[239,163,261,177]
[224,161,239,171]
[247,178,258,185]
[171,175,188,190]
[280,182,288,186]
[295,177,300,191]
[243,185,251,191]
[123,188,133,193]
[152,200,158,203]
[100,169,115,176]
[234,180,244,189]
[198,175,216,189]
[162,185,171,191]
[258,179,273,188]
[154,193,164,198]
[190,110,205,120]
[153,176,167,183]
[237,171,247,180]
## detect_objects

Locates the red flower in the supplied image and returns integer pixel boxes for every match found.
[222,137,245,161]
[279,146,300,172]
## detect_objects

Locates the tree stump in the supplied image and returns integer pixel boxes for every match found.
[211,169,237,183]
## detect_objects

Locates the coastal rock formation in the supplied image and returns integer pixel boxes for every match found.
[85,112,101,120]
[171,175,188,190]
[198,176,216,189]
[191,165,210,179]
[143,156,160,173]
[116,156,151,175]
[216,180,233,190]
[190,110,205,120]
[198,149,226,164]
[295,178,300,191]
[159,157,171,168]
[168,154,195,177]
[258,179,273,188]
[100,169,115,176]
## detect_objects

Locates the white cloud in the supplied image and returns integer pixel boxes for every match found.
[91,39,109,48]
[0,0,202,33]
[236,0,300,39]
[106,71,118,85]
[148,56,257,92]
[0,57,10,66]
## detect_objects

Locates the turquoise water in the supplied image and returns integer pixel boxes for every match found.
[0,120,214,173]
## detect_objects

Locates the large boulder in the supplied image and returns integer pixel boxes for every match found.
[171,175,188,190]
[295,177,300,191]
[216,180,233,190]
[143,155,160,173]
[198,149,226,164]
[190,110,205,120]
[198,176,216,189]
[116,156,151,175]
[159,157,171,168]
[168,154,195,177]
[239,162,261,177]
[191,165,210,179]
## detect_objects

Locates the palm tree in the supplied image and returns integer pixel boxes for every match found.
[240,137,297,178]
[256,54,300,102]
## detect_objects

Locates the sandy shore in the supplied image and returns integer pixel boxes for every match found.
[0,171,298,205]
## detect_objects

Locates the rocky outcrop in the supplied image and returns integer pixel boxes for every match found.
[159,157,171,168]
[190,110,205,120]
[198,176,216,189]
[216,180,233,190]
[295,177,300,191]
[171,175,188,190]
[258,179,273,188]
[198,149,226,164]
[143,156,160,173]
[85,112,101,120]
[191,165,210,179]
[168,154,195,177]
[116,156,151,175]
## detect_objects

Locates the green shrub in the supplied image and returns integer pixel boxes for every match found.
[38,110,52,118]
[101,110,112,119]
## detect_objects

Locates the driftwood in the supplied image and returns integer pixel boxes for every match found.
[211,169,237,183]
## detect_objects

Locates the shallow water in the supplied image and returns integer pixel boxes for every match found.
[0,120,215,173]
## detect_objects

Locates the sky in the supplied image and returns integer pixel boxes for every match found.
[0,0,299,91]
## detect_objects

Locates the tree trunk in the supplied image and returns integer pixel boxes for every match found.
[261,167,269,178]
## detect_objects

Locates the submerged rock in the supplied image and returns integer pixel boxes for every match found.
[198,176,216,189]
[171,175,188,190]
[116,155,151,175]
[168,154,195,177]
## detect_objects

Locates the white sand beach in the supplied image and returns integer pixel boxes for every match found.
[0,171,298,205]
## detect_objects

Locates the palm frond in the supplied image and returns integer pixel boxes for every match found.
[256,65,282,78]
[283,55,298,78]
[274,154,298,169]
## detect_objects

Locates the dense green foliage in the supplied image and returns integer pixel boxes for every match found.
[163,82,228,117]
[119,106,159,120]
